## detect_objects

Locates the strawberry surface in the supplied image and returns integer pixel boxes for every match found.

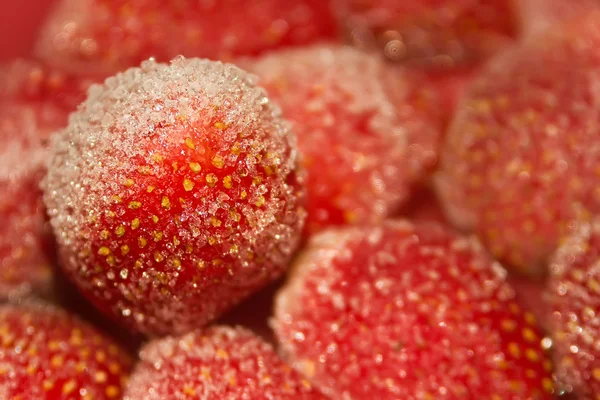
[338,0,517,68]
[435,12,600,275]
[548,217,600,398]
[274,220,554,399]
[0,301,133,399]
[36,0,338,76]
[124,326,324,399]
[245,45,441,236]
[43,57,305,336]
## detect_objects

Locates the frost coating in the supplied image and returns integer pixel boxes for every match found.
[245,45,440,235]
[274,220,553,399]
[44,57,305,335]
[124,326,324,399]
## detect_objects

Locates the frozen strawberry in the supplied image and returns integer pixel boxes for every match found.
[244,45,441,236]
[519,0,600,38]
[0,301,133,399]
[273,220,555,399]
[547,217,600,398]
[338,0,517,68]
[0,61,97,300]
[124,326,323,399]
[35,0,338,76]
[43,57,305,336]
[435,13,600,275]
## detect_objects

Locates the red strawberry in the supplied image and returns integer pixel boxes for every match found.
[124,326,324,399]
[435,12,600,276]
[273,220,554,399]
[518,0,600,38]
[338,0,517,68]
[0,301,133,399]
[0,61,96,299]
[548,217,600,398]
[244,45,442,236]
[43,57,305,336]
[35,0,338,76]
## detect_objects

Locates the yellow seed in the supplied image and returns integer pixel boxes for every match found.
[255,196,266,207]
[43,380,54,391]
[183,179,195,191]
[95,371,108,383]
[112,195,122,203]
[51,355,64,367]
[211,217,222,227]
[121,245,130,255]
[147,185,155,193]
[131,218,140,229]
[501,319,517,332]
[522,327,537,343]
[153,231,163,242]
[508,342,520,358]
[189,162,202,173]
[542,378,554,393]
[105,386,120,398]
[525,348,539,362]
[206,174,218,187]
[96,350,106,363]
[172,258,181,269]
[223,175,233,189]
[98,247,111,256]
[138,166,153,175]
[162,196,171,210]
[123,178,134,187]
[128,201,142,209]
[100,230,110,240]
[152,215,159,223]
[212,155,225,169]
[109,362,121,374]
[151,153,163,162]
[185,138,195,149]
[138,237,148,248]
[172,162,179,171]
[115,226,125,237]
[214,121,228,130]
[106,256,115,266]
[216,349,229,359]
[173,236,180,246]
[154,252,165,262]
[240,190,247,199]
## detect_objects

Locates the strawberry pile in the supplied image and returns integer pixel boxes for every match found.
[3,0,600,398]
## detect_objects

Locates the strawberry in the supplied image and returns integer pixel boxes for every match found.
[338,0,517,68]
[244,45,442,236]
[43,57,305,336]
[0,301,133,399]
[518,0,600,38]
[435,12,600,276]
[35,0,338,76]
[273,220,554,399]
[124,326,324,399]
[0,61,96,299]
[548,217,600,398]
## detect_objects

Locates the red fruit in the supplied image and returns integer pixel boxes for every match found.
[518,0,600,38]
[43,57,305,336]
[245,45,441,236]
[0,61,96,299]
[274,220,554,399]
[435,13,600,275]
[0,301,133,399]
[548,217,600,398]
[124,326,324,399]
[338,0,517,68]
[35,0,338,76]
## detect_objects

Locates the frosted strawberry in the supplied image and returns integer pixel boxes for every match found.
[124,326,323,399]
[519,0,600,38]
[0,301,133,399]
[435,12,600,275]
[36,0,338,76]
[0,61,96,299]
[274,221,554,399]
[338,0,517,68]
[43,57,305,336]
[244,45,441,235]
[548,217,600,398]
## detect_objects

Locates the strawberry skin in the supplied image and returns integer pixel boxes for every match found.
[36,0,338,76]
[338,0,517,68]
[43,57,305,336]
[124,326,325,399]
[245,45,441,236]
[0,301,133,399]
[274,220,554,399]
[548,217,600,398]
[436,12,600,276]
